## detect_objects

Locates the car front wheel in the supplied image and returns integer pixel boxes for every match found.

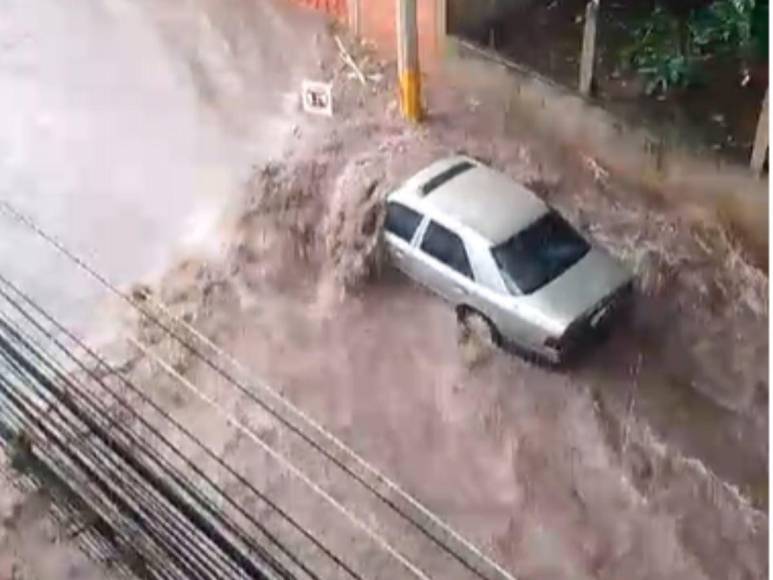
[457,308,500,348]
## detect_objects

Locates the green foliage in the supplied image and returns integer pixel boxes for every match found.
[749,0,768,60]
[622,0,761,95]
[640,54,702,95]
[622,5,702,95]
[690,0,754,55]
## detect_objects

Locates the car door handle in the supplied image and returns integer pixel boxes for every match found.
[395,249,406,259]
[452,284,467,296]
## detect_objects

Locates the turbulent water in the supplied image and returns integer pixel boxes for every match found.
[0,0,315,338]
[0,1,765,578]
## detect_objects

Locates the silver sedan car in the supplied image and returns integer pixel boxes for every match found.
[383,156,634,365]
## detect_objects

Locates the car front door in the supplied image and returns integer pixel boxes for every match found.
[412,220,476,303]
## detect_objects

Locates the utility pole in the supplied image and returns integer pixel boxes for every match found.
[436,0,448,57]
[349,0,361,36]
[397,0,422,122]
[751,89,768,177]
[579,0,599,96]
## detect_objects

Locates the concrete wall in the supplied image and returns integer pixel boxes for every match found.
[291,0,347,19]
[358,0,441,63]
[286,0,440,62]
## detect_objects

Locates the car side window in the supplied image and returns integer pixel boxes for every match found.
[385,202,423,243]
[420,221,473,279]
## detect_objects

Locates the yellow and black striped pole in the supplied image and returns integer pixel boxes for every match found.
[397,0,422,123]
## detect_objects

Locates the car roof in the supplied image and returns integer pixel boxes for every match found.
[390,156,548,245]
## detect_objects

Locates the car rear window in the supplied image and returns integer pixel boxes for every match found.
[420,221,473,279]
[492,211,590,295]
[420,161,474,196]
[385,202,423,242]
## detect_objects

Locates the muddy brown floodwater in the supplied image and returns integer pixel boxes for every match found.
[0,0,330,577]
[1,1,765,578]
[0,0,321,339]
[124,37,766,576]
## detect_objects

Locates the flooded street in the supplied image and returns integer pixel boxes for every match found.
[0,0,317,336]
[132,86,764,576]
[0,1,766,579]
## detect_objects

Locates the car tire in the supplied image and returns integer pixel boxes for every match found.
[458,308,500,348]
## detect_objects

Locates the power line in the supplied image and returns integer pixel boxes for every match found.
[0,291,314,580]
[0,322,272,580]
[0,198,516,580]
[131,336,431,580]
[0,272,362,580]
[0,320,281,580]
[0,421,168,579]
[0,371,191,579]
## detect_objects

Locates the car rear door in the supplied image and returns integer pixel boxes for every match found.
[412,220,476,303]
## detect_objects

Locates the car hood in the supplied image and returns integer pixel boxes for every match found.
[519,248,632,333]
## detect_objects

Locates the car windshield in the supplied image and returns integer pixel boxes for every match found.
[492,211,590,295]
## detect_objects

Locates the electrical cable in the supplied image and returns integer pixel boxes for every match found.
[0,306,301,580]
[0,318,281,580]
[0,198,516,580]
[0,274,360,580]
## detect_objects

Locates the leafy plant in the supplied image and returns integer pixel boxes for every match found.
[690,0,754,55]
[621,5,703,95]
[622,0,759,95]
[749,0,768,61]
[641,54,702,95]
